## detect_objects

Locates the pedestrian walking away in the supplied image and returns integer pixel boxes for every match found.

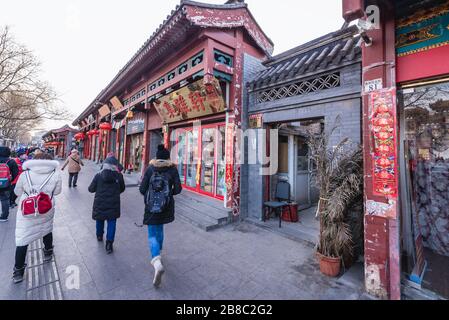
[61,149,84,187]
[139,144,182,288]
[88,157,125,254]
[9,151,24,208]
[102,152,124,173]
[0,146,20,222]
[12,153,62,283]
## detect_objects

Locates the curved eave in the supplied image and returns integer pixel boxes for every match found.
[73,1,273,126]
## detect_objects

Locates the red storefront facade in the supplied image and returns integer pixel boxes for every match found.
[42,125,78,159]
[73,1,273,213]
[343,0,449,300]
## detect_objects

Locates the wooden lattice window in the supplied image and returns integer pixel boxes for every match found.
[257,72,340,103]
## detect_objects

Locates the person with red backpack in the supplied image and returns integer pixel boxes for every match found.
[12,152,62,283]
[0,146,19,222]
[9,151,23,208]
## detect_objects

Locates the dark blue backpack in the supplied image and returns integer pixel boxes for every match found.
[146,171,171,214]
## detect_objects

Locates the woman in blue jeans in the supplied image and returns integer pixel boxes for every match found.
[139,145,182,287]
[88,157,125,254]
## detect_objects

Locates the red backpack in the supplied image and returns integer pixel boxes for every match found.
[0,160,12,189]
[21,170,55,217]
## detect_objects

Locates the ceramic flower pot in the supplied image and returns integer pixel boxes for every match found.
[316,252,341,277]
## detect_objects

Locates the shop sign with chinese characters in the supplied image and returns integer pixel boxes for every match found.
[370,88,398,198]
[249,114,263,128]
[153,77,225,123]
[127,113,145,135]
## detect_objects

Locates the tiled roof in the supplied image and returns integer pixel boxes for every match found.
[73,0,273,126]
[248,26,362,91]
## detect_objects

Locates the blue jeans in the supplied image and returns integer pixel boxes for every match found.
[96,219,117,241]
[148,225,164,258]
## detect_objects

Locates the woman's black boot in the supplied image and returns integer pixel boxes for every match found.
[105,241,113,254]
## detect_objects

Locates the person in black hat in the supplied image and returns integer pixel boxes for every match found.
[88,156,125,254]
[0,146,19,222]
[139,144,182,287]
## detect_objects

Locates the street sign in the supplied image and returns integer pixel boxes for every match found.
[364,78,383,93]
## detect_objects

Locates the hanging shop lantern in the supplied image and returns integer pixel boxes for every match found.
[99,122,112,131]
[126,109,134,119]
[74,132,85,141]
[92,129,100,136]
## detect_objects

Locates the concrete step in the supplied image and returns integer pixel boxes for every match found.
[175,207,223,232]
[174,191,231,231]
[176,196,229,225]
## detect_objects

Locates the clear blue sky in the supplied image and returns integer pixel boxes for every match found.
[0,0,344,131]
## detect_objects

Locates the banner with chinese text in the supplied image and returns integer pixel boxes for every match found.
[369,88,398,198]
[153,77,226,123]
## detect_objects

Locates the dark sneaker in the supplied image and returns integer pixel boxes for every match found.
[43,248,53,262]
[12,266,26,284]
[0,217,8,223]
[97,235,103,242]
[73,184,77,188]
[105,241,113,254]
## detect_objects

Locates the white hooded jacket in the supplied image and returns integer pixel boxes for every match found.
[14,160,62,246]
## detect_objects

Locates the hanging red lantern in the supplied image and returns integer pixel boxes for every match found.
[74,132,85,141]
[99,122,112,131]
[93,129,100,136]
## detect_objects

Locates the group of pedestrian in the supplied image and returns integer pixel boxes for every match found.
[1,144,182,288]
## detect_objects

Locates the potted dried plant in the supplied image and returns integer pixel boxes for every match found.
[307,123,364,277]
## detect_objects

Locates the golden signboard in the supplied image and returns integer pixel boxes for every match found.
[249,114,263,128]
[98,104,111,118]
[110,96,124,111]
[153,77,225,123]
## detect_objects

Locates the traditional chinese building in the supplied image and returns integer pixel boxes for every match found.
[42,125,78,159]
[242,26,362,242]
[343,0,449,300]
[72,0,273,225]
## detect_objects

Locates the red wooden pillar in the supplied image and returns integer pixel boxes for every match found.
[359,0,400,300]
[230,29,244,218]
[115,126,120,161]
[142,102,150,174]
[123,119,129,169]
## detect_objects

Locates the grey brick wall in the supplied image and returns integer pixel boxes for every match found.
[240,54,267,219]
[242,62,362,220]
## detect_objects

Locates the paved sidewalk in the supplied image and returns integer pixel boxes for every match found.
[1,160,367,300]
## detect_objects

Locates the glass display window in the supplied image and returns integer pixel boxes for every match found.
[172,122,226,200]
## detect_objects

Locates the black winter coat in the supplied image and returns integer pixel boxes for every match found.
[88,169,125,221]
[139,159,182,225]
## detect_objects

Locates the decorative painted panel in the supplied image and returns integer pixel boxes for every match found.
[147,50,204,94]
[369,88,398,199]
[396,3,449,56]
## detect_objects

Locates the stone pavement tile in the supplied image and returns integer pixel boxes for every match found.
[52,227,85,268]
[137,287,175,300]
[318,284,362,300]
[166,255,203,275]
[100,285,140,300]
[62,281,101,300]
[263,277,317,300]
[0,270,27,300]
[161,272,207,300]
[218,279,265,300]
[218,250,260,276]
